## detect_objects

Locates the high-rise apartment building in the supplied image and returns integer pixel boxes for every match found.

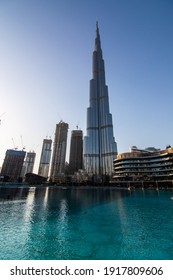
[50,121,68,182]
[84,23,117,178]
[69,130,83,174]
[21,151,36,177]
[38,138,52,178]
[1,149,26,181]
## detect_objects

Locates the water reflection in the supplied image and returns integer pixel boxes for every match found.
[58,199,68,222]
[43,187,49,209]
[1,186,172,259]
[0,186,131,213]
[0,186,29,201]
[24,187,36,222]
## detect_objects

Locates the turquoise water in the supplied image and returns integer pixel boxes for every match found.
[0,186,173,260]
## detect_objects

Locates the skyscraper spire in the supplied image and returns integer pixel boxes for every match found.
[95,21,101,52]
[84,24,117,180]
[96,21,99,40]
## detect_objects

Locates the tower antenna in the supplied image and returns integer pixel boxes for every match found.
[20,135,25,151]
[76,122,79,130]
[12,138,18,150]
[0,112,6,125]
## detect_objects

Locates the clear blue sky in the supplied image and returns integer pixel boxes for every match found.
[0,0,173,173]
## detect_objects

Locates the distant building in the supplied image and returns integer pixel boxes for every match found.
[69,130,83,174]
[113,146,173,181]
[38,138,52,178]
[50,121,68,182]
[1,149,26,182]
[21,152,36,178]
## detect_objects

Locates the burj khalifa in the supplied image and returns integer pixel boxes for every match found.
[84,23,117,178]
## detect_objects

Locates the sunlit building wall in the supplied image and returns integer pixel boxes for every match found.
[21,151,36,178]
[84,23,117,178]
[114,146,173,181]
[25,152,36,173]
[38,139,52,178]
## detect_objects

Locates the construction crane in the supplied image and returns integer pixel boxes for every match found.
[20,135,26,151]
[0,112,6,125]
[30,143,39,153]
[12,138,18,150]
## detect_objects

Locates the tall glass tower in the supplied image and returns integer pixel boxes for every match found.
[50,121,68,182]
[84,23,117,178]
[69,130,83,174]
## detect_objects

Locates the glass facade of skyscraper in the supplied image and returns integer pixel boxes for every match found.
[69,130,83,174]
[84,23,117,178]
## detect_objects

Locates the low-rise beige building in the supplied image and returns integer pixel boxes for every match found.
[113,146,173,181]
